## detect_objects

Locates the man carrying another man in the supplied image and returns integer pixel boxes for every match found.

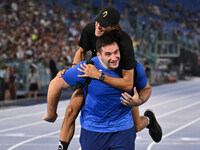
[43,31,162,150]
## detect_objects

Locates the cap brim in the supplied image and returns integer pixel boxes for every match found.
[93,15,110,27]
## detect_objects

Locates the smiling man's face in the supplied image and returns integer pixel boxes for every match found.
[95,22,113,37]
[97,42,120,70]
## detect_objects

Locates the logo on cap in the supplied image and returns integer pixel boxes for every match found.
[102,11,108,17]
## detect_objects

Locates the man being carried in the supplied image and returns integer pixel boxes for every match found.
[43,32,162,150]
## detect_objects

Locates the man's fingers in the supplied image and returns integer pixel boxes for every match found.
[120,97,131,106]
[121,100,130,107]
[133,87,139,96]
[78,74,87,77]
[57,69,67,78]
[61,69,67,75]
[77,68,88,78]
[80,63,87,69]
[77,67,84,72]
[83,63,88,67]
[121,92,129,100]
[57,72,62,78]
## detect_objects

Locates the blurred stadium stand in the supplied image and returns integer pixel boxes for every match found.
[0,0,199,105]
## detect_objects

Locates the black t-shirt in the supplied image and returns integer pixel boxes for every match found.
[78,23,136,70]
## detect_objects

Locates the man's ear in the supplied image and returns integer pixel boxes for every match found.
[96,52,101,59]
[96,52,101,56]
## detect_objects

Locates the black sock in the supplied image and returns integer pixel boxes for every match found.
[146,116,154,128]
[58,140,69,150]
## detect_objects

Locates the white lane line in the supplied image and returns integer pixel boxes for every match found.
[181,137,200,141]
[0,107,67,122]
[0,99,70,113]
[0,111,44,122]
[0,100,70,121]
[157,100,200,118]
[147,117,200,150]
[153,80,200,89]
[151,85,200,100]
[7,130,60,150]
[146,100,200,150]
[0,116,64,133]
[141,91,200,110]
[7,125,81,150]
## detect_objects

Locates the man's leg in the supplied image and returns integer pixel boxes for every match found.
[132,107,162,143]
[132,107,148,132]
[59,88,85,150]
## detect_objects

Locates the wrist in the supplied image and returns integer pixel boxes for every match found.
[94,71,102,80]
[138,98,144,106]
[98,72,105,81]
[72,63,77,67]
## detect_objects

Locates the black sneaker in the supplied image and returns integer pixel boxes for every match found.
[144,110,162,143]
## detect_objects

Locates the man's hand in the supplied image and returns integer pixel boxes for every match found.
[77,63,101,79]
[120,87,141,107]
[57,69,67,78]
[42,113,58,123]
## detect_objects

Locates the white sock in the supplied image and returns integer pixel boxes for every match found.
[145,116,150,126]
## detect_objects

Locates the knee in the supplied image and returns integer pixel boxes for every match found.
[66,106,74,117]
[64,105,78,121]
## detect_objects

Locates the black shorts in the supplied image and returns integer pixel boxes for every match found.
[29,83,38,91]
[4,82,9,90]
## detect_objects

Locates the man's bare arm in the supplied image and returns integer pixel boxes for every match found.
[104,69,133,91]
[78,63,133,91]
[138,82,151,105]
[42,76,70,122]
[72,47,85,66]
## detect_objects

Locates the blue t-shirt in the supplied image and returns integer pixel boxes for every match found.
[62,57,147,133]
[134,61,147,90]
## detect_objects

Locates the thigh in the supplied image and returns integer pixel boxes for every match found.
[110,127,136,150]
[80,128,110,150]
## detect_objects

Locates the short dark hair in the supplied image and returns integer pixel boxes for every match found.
[96,31,119,53]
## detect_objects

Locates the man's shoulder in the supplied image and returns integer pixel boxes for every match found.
[120,31,131,40]
[90,57,100,67]
[135,61,145,77]
[135,61,145,75]
[117,31,132,48]
[91,56,98,62]
[83,22,95,33]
